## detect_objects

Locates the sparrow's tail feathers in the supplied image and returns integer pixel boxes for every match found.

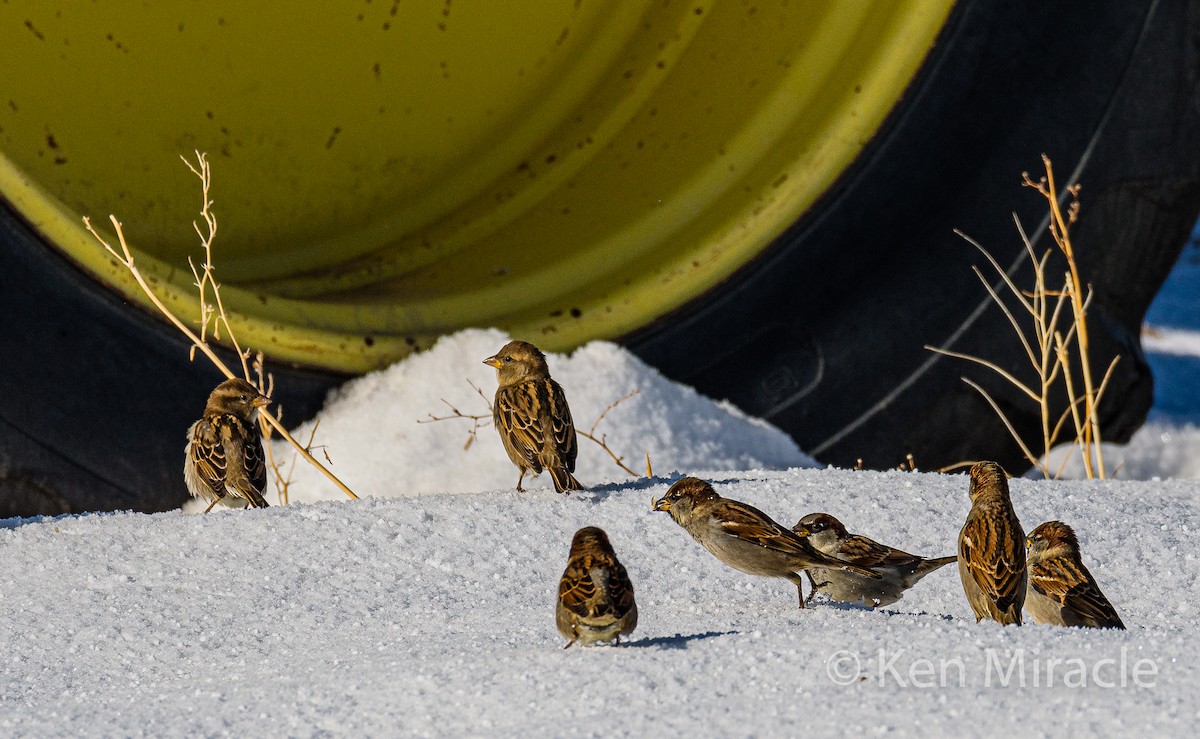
[912,555,958,579]
[550,467,584,494]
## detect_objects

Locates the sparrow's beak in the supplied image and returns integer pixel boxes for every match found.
[652,497,671,512]
[1025,538,1032,549]
[252,395,271,408]
[483,355,502,368]
[793,526,810,538]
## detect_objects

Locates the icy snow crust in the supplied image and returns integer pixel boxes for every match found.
[3,469,1196,736]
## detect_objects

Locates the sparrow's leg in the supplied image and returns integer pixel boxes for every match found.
[515,469,526,492]
[203,497,222,514]
[785,573,806,609]
[803,571,819,605]
[562,639,575,650]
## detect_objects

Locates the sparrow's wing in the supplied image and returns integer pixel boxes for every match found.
[559,552,635,621]
[558,561,599,618]
[218,417,268,507]
[188,419,228,498]
[837,535,924,568]
[1030,558,1125,628]
[546,379,578,472]
[958,512,1025,611]
[241,421,269,506]
[713,500,806,552]
[717,501,882,578]
[604,560,636,620]
[494,383,545,469]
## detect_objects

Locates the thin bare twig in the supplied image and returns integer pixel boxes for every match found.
[418,398,493,451]
[1025,155,1106,477]
[422,383,648,479]
[84,153,359,502]
[927,156,1113,479]
[587,390,640,437]
[924,345,1040,403]
[576,390,642,477]
[960,377,1041,470]
[936,460,978,474]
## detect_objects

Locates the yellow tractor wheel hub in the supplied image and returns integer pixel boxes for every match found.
[0,1,954,372]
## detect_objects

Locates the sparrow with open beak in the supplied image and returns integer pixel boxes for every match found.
[652,477,880,608]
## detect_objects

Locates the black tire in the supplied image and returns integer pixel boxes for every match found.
[627,0,1200,473]
[3,0,1198,516]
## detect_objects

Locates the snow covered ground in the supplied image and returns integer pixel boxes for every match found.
[3,469,1196,736]
[1,238,1197,736]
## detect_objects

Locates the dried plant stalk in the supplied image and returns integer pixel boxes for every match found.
[926,155,1115,479]
[1023,154,1108,478]
[422,383,649,479]
[84,152,359,501]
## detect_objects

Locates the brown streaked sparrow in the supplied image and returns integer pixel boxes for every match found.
[484,341,582,494]
[184,378,270,511]
[1025,520,1125,629]
[652,477,880,609]
[957,461,1025,625]
[556,526,638,648]
[793,512,956,608]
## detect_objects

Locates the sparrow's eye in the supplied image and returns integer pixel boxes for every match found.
[240,394,250,402]
[503,356,512,363]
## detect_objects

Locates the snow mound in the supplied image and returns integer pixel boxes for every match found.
[272,329,814,503]
[1048,420,1200,481]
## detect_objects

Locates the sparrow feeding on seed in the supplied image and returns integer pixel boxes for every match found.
[652,477,881,609]
[792,512,956,608]
[184,378,271,512]
[1024,520,1125,630]
[556,526,638,648]
[957,461,1026,625]
[485,340,582,494]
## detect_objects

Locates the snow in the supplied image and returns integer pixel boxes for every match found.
[3,470,1196,736]
[2,239,1198,736]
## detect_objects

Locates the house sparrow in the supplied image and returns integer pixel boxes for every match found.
[556,526,638,648]
[957,461,1025,625]
[484,340,582,494]
[184,378,271,512]
[652,477,880,609]
[792,512,956,608]
[1025,520,1125,629]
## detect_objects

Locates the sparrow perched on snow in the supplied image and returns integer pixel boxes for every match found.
[556,526,638,648]
[484,340,582,494]
[652,477,880,608]
[792,512,957,608]
[1024,520,1125,629]
[957,461,1025,625]
[184,378,271,512]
